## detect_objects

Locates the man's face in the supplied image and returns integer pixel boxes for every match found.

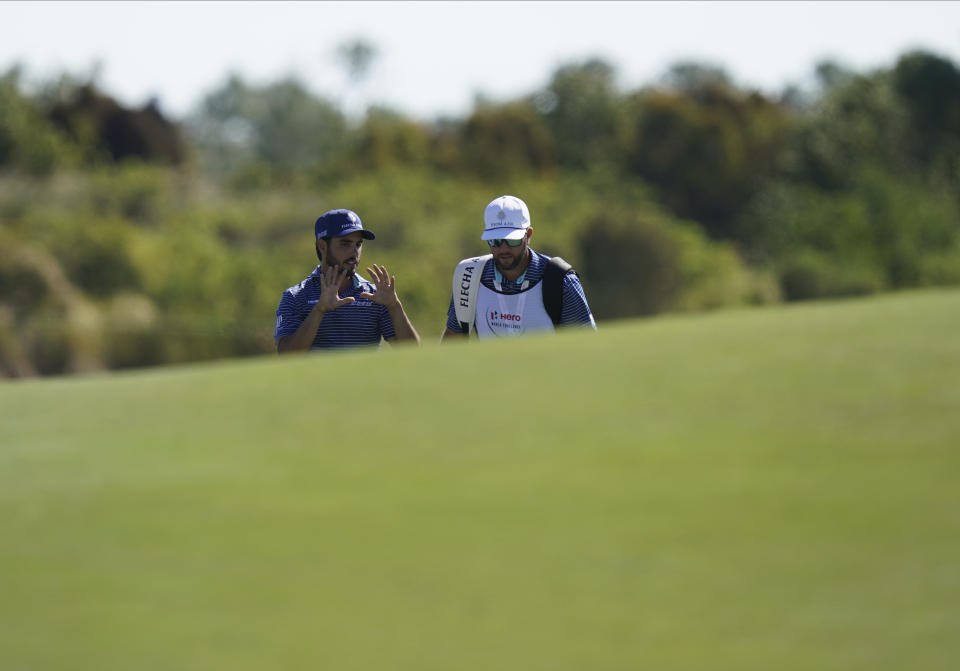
[319,232,365,276]
[490,231,530,273]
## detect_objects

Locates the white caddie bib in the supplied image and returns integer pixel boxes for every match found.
[474,282,555,338]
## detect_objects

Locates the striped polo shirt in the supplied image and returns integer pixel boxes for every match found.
[445,249,596,333]
[275,266,396,349]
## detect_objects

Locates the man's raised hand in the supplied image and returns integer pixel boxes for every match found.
[316,264,355,313]
[360,264,400,308]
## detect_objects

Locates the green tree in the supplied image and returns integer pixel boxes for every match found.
[335,38,380,119]
[352,106,432,171]
[891,50,960,183]
[627,71,792,238]
[337,39,378,83]
[186,75,349,182]
[43,80,185,166]
[459,101,556,179]
[539,58,630,171]
[0,67,80,174]
[788,63,909,191]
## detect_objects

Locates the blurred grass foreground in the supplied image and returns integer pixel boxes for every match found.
[2,288,958,670]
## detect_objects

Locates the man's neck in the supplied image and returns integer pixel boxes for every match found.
[499,249,531,282]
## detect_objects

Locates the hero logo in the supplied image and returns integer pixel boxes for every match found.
[486,309,523,334]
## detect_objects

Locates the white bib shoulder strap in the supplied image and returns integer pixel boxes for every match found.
[452,254,492,333]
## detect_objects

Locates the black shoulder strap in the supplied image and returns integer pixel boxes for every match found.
[543,256,576,325]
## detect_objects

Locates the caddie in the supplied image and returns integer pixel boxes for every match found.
[275,208,420,352]
[441,195,596,340]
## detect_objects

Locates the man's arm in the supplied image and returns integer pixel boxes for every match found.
[277,265,355,353]
[362,264,420,346]
[440,295,468,342]
[385,302,420,345]
[277,303,327,353]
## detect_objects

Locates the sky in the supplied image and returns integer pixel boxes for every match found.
[2,1,960,121]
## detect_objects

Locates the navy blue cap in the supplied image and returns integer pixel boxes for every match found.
[314,209,376,240]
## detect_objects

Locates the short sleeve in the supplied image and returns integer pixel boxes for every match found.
[559,274,596,328]
[274,290,304,340]
[444,294,464,333]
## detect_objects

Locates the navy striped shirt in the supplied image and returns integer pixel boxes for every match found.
[275,267,396,350]
[445,250,596,333]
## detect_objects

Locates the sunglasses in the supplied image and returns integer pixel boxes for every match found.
[487,238,525,248]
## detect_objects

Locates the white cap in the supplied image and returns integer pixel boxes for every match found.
[481,195,531,241]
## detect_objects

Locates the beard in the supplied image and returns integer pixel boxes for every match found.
[327,258,357,277]
[493,249,524,273]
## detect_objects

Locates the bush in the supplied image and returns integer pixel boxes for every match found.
[47,217,142,298]
[578,210,764,320]
[779,250,886,301]
[0,305,35,377]
[100,293,164,369]
[916,243,960,286]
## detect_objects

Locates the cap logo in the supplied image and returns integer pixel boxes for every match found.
[497,210,506,220]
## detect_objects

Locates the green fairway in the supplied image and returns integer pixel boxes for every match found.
[2,289,959,670]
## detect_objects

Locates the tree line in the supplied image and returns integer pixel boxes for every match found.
[1,49,959,376]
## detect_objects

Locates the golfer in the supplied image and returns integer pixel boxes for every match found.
[275,209,420,351]
[442,195,596,339]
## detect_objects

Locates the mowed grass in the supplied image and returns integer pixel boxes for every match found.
[1,288,959,671]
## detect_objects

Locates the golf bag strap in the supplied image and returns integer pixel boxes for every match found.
[543,256,576,326]
[452,254,492,335]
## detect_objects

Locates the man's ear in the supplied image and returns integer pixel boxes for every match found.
[316,238,327,262]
